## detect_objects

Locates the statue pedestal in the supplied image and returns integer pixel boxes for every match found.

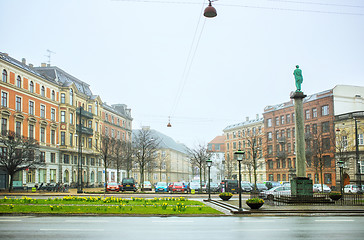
[290,177,313,197]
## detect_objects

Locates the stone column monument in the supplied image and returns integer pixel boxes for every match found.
[290,65,313,197]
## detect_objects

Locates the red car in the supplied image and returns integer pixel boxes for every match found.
[106,182,119,192]
[170,182,186,193]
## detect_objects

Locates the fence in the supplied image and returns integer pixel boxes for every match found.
[253,192,364,206]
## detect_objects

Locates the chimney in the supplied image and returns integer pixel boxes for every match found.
[22,58,26,64]
[246,117,249,122]
[256,114,259,120]
[29,63,33,68]
[41,63,47,67]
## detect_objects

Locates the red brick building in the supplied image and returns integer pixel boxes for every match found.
[263,89,336,187]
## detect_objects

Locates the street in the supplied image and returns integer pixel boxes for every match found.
[1,216,363,240]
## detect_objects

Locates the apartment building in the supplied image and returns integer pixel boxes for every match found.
[207,135,225,183]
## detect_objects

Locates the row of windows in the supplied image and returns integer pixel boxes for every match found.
[2,69,57,101]
[226,127,262,140]
[60,131,99,149]
[266,105,330,128]
[267,173,332,184]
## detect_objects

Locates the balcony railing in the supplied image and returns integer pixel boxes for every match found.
[76,107,93,119]
[76,124,93,135]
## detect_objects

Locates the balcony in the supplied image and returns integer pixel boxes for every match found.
[76,107,93,119]
[76,124,94,135]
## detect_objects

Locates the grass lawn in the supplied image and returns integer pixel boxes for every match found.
[0,196,222,215]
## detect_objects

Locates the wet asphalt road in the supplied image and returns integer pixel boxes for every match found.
[1,216,363,240]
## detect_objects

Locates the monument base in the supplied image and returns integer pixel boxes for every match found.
[290,177,313,197]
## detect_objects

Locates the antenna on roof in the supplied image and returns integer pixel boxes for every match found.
[45,49,56,65]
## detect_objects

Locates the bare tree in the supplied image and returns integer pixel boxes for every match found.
[121,140,134,178]
[187,143,211,193]
[113,139,123,183]
[225,154,234,179]
[133,128,159,191]
[98,133,116,192]
[0,131,43,192]
[155,151,168,182]
[244,131,263,192]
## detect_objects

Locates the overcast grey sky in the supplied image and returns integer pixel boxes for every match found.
[1,0,363,148]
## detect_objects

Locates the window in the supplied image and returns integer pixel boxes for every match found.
[61,132,65,145]
[95,102,98,115]
[1,118,8,135]
[312,108,317,118]
[292,113,295,123]
[286,114,291,124]
[88,138,92,148]
[1,91,7,107]
[268,160,273,169]
[312,124,317,134]
[288,158,292,168]
[17,76,21,87]
[305,125,310,133]
[226,143,229,150]
[50,153,55,163]
[15,121,21,136]
[16,96,21,111]
[51,90,55,101]
[292,127,295,138]
[322,121,330,133]
[359,134,363,145]
[276,130,279,139]
[341,135,348,148]
[322,105,329,116]
[2,70,7,82]
[40,152,45,162]
[61,111,65,122]
[233,142,236,150]
[324,173,332,184]
[70,133,73,146]
[281,115,285,125]
[88,120,92,128]
[287,143,291,153]
[95,122,98,132]
[322,138,330,150]
[40,127,45,143]
[275,117,279,126]
[267,132,272,141]
[324,156,331,167]
[40,105,45,118]
[61,93,65,103]
[28,124,34,139]
[51,130,55,144]
[69,89,73,105]
[305,110,310,119]
[51,108,55,121]
[268,145,273,154]
[70,113,74,124]
[29,81,34,93]
[41,86,45,97]
[64,155,70,164]
[88,105,92,113]
[29,101,34,115]
[287,129,291,138]
[105,113,108,121]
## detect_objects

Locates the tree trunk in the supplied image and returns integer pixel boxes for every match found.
[104,165,107,193]
[8,174,14,193]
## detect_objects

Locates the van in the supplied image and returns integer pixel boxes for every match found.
[120,178,137,192]
[221,179,238,193]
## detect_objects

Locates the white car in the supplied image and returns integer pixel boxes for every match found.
[344,184,361,193]
[259,186,291,200]
[313,184,331,193]
[143,181,152,191]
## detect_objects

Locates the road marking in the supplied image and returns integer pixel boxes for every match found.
[235,220,274,223]
[234,229,290,232]
[0,219,22,222]
[65,220,109,223]
[40,229,104,231]
[315,220,354,222]
[152,220,194,223]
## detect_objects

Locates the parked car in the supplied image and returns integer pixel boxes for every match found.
[251,183,268,192]
[170,182,187,193]
[221,179,239,193]
[143,181,152,191]
[155,182,168,193]
[188,182,201,193]
[344,184,361,193]
[264,181,282,190]
[241,182,253,192]
[313,184,331,193]
[120,178,137,192]
[106,182,119,192]
[259,185,291,200]
[202,182,220,193]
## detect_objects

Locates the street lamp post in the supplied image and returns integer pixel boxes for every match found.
[206,158,212,201]
[77,107,83,194]
[337,160,344,195]
[354,118,362,187]
[234,150,245,212]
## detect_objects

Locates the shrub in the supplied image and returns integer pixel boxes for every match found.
[219,192,233,197]
[246,198,264,204]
